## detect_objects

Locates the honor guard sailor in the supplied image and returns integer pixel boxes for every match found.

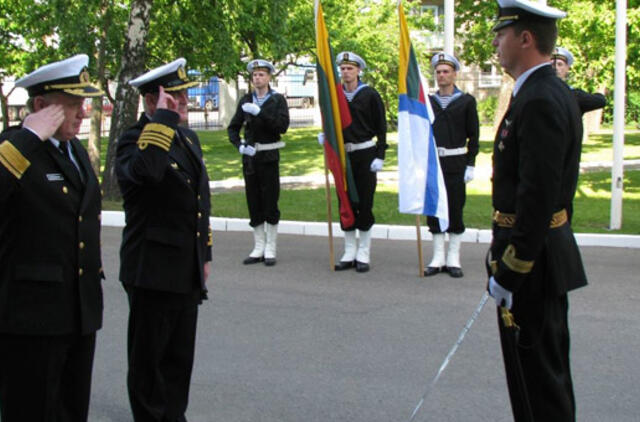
[228,59,290,266]
[0,54,105,422]
[318,51,388,273]
[489,1,587,420]
[116,57,213,421]
[424,52,480,278]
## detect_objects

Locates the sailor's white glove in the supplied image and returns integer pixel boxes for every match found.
[464,166,475,183]
[370,158,384,172]
[317,132,325,146]
[242,102,261,116]
[239,144,256,156]
[488,276,513,310]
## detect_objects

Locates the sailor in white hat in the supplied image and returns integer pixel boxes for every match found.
[424,52,479,279]
[489,2,587,421]
[117,58,212,421]
[550,46,606,114]
[228,59,289,267]
[325,51,387,273]
[0,54,104,421]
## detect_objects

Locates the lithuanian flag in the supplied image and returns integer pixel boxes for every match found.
[397,0,448,230]
[315,0,357,228]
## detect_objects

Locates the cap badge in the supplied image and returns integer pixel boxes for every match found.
[177,65,187,81]
[80,69,90,83]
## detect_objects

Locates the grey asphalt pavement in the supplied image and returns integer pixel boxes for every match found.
[90,227,640,422]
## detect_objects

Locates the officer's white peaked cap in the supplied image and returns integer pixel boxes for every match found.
[129,58,198,95]
[493,0,566,31]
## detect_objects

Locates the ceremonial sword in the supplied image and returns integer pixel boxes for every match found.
[406,291,490,422]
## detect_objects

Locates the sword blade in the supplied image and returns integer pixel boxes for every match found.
[407,291,490,422]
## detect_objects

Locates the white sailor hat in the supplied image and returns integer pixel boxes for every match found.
[431,52,460,71]
[15,54,104,98]
[129,58,198,95]
[247,59,275,74]
[335,51,366,69]
[493,0,566,31]
[551,47,574,67]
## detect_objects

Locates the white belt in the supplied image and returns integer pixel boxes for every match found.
[437,146,467,157]
[255,141,286,152]
[344,139,375,152]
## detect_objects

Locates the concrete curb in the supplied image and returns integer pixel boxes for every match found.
[101,211,640,249]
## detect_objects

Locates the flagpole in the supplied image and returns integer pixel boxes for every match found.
[323,147,336,270]
[415,216,424,277]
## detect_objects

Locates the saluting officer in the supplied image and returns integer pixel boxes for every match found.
[323,51,387,273]
[116,58,212,421]
[489,1,587,420]
[551,46,606,115]
[228,59,290,266]
[0,55,104,421]
[425,53,479,278]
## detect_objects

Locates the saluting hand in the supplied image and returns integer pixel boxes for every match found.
[156,86,178,113]
[22,104,65,141]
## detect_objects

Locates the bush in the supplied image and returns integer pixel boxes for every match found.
[477,96,498,124]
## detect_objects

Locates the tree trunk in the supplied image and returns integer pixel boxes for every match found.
[101,0,153,200]
[493,73,514,133]
[1,83,13,131]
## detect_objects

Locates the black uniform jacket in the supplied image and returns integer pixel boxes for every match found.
[429,92,480,173]
[117,110,212,294]
[572,88,606,115]
[0,127,103,335]
[492,65,587,297]
[227,91,290,163]
[343,85,388,160]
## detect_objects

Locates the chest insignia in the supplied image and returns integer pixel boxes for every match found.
[170,162,179,170]
[498,141,505,152]
[46,173,64,181]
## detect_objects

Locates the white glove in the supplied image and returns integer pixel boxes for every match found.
[370,158,384,172]
[239,144,256,156]
[242,102,261,116]
[317,132,325,146]
[488,276,513,310]
[464,166,475,183]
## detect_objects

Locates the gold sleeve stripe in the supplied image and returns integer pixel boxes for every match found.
[0,140,31,179]
[137,123,175,152]
[501,244,534,274]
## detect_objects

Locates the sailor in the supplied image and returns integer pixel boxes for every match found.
[425,52,480,278]
[228,59,290,266]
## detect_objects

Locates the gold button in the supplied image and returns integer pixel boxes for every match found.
[62,186,68,194]
[197,195,201,200]
[197,231,201,238]
[187,178,191,184]
[78,216,83,222]
[78,268,84,276]
[79,241,85,249]
[198,212,202,218]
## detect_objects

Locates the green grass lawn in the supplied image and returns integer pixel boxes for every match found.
[101,126,640,234]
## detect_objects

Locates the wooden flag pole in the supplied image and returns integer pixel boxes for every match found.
[323,148,336,270]
[416,215,424,277]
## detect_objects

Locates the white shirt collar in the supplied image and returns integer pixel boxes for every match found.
[512,62,551,97]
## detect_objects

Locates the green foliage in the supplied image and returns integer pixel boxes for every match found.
[477,96,498,124]
[627,91,640,126]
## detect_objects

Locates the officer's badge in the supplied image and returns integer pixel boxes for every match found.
[177,65,187,81]
[498,141,505,152]
[171,162,179,170]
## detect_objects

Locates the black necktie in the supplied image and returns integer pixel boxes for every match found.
[58,142,84,183]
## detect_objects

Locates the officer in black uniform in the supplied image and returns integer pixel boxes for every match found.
[116,58,212,421]
[425,52,479,278]
[321,51,387,273]
[489,1,587,420]
[551,46,607,115]
[0,55,104,422]
[228,59,290,266]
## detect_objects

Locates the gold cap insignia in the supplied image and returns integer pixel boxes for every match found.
[80,69,90,83]
[177,65,187,81]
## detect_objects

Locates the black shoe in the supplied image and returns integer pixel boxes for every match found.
[335,260,355,271]
[447,266,464,278]
[264,257,276,266]
[424,266,442,276]
[355,261,370,273]
[243,256,264,265]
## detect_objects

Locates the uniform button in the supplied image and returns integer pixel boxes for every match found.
[197,231,201,238]
[198,212,202,218]
[197,195,201,200]
[79,241,85,249]
[187,178,191,184]
[78,216,83,222]
[62,186,68,194]
[78,268,84,276]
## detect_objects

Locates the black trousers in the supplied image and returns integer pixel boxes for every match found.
[427,170,465,234]
[342,148,377,232]
[0,332,96,422]
[500,293,576,421]
[244,160,280,227]
[126,288,199,422]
